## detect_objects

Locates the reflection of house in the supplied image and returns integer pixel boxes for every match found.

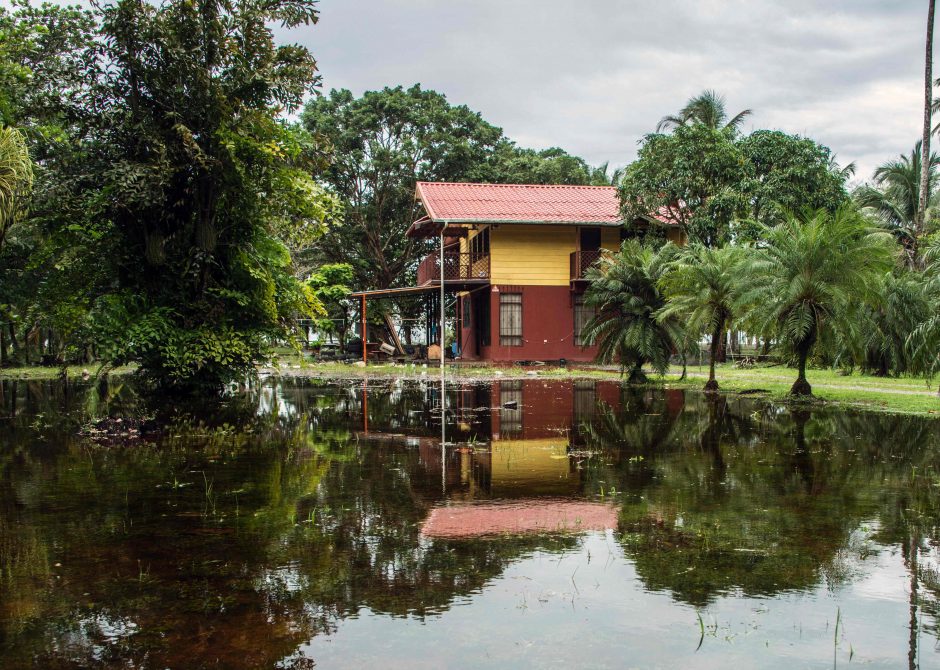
[359,379,685,499]
[351,182,685,363]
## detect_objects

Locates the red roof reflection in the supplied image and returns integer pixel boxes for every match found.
[421,500,617,539]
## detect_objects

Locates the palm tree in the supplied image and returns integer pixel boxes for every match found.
[658,245,743,392]
[656,90,752,134]
[854,141,939,260]
[909,235,940,382]
[581,241,682,383]
[847,269,931,376]
[738,208,895,396]
[0,126,33,251]
[918,0,936,235]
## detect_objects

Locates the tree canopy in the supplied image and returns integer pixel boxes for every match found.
[621,124,852,247]
[302,85,609,290]
[0,0,337,390]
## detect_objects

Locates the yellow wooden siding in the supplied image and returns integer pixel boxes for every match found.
[490,224,578,285]
[601,227,620,252]
[666,228,687,245]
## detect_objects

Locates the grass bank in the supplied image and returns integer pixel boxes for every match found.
[0,363,137,381]
[3,357,936,417]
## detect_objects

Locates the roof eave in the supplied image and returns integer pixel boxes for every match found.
[428,218,623,226]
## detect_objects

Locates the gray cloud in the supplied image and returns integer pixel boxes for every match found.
[281,0,932,179]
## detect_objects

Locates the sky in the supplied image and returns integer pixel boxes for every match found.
[278,0,933,181]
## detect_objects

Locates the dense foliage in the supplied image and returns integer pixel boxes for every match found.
[737,209,895,395]
[0,0,338,390]
[580,240,680,382]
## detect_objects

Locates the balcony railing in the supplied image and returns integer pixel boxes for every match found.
[417,251,490,285]
[570,250,603,281]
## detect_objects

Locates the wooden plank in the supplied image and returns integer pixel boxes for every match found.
[383,313,406,356]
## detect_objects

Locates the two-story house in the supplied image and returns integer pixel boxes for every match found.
[352,181,684,363]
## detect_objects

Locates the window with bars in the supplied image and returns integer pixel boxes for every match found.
[573,294,596,346]
[499,293,522,346]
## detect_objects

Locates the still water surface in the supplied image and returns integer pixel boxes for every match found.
[2,376,940,668]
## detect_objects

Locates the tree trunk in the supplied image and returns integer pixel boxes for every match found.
[791,344,813,396]
[704,316,725,393]
[627,361,647,384]
[917,0,936,236]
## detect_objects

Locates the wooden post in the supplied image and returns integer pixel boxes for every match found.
[361,295,367,365]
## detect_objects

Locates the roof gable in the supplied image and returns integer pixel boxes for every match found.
[415,182,623,226]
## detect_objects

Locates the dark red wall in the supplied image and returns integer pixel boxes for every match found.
[466,285,598,362]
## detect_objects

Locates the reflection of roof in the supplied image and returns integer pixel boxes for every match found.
[421,500,617,538]
[415,182,623,226]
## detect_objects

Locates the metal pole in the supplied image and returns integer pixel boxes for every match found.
[361,295,367,365]
[439,230,445,373]
[439,230,446,493]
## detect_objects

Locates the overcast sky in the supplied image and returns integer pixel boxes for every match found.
[279,0,932,181]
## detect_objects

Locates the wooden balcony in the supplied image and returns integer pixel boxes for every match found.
[570,250,603,281]
[417,251,490,287]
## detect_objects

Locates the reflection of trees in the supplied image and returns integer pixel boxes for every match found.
[4,378,940,666]
[574,389,940,612]
[0,380,564,668]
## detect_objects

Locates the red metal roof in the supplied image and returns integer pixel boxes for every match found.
[416,182,623,226]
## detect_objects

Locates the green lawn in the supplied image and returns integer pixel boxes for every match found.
[0,363,138,381]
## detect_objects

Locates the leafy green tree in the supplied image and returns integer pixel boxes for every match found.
[738,208,895,396]
[581,241,681,382]
[0,126,31,250]
[738,130,850,228]
[848,268,931,377]
[620,123,749,247]
[307,262,354,346]
[301,85,505,290]
[656,89,752,133]
[658,245,743,391]
[490,146,611,186]
[84,0,336,390]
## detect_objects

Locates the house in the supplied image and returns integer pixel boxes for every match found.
[401,181,684,363]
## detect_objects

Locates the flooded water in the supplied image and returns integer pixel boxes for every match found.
[2,376,940,668]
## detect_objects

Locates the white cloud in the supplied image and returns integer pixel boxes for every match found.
[284,0,934,178]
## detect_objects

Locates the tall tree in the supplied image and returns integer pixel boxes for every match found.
[738,208,895,396]
[620,123,749,247]
[0,0,336,387]
[88,0,337,390]
[301,86,504,290]
[658,245,743,392]
[656,90,752,134]
[918,0,936,235]
[738,130,850,228]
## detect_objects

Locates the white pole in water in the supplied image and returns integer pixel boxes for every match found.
[439,229,446,492]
